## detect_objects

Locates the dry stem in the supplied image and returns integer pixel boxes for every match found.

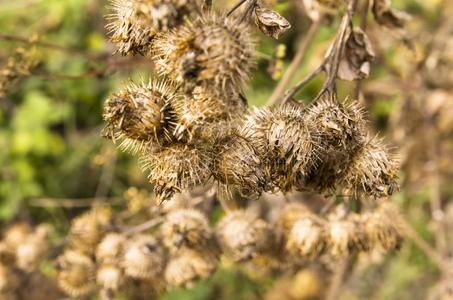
[326,256,355,300]
[267,18,322,106]
[400,217,447,273]
[353,0,370,100]
[123,217,164,236]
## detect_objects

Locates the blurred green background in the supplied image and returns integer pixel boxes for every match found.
[0,0,451,299]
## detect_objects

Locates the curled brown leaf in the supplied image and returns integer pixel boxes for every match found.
[254,7,291,39]
[338,27,375,81]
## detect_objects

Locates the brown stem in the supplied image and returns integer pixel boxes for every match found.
[427,121,447,257]
[353,0,370,100]
[0,32,105,60]
[281,63,325,105]
[29,197,122,208]
[227,0,248,17]
[217,194,237,213]
[326,256,355,300]
[316,0,358,101]
[95,150,117,200]
[123,217,164,236]
[400,216,447,273]
[266,18,322,106]
[318,16,350,99]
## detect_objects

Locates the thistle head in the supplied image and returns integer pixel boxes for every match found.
[107,0,203,56]
[241,104,319,192]
[165,248,217,288]
[140,143,213,204]
[152,12,255,92]
[102,80,178,154]
[55,250,96,297]
[285,215,326,260]
[213,133,269,199]
[216,210,273,262]
[160,208,214,253]
[122,234,166,280]
[68,208,112,255]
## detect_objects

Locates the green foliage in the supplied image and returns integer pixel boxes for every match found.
[0,0,448,299]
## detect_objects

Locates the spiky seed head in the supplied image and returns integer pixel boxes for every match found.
[160,208,213,253]
[96,233,127,263]
[96,264,125,293]
[2,223,31,251]
[140,143,213,204]
[213,133,269,200]
[326,217,369,257]
[106,0,202,56]
[122,234,166,280]
[302,96,366,193]
[344,136,399,198]
[16,227,51,272]
[164,248,217,288]
[348,213,371,252]
[363,202,404,251]
[69,209,111,255]
[55,250,96,297]
[277,202,311,232]
[103,80,178,154]
[241,104,318,192]
[286,216,325,260]
[172,86,246,141]
[152,12,255,92]
[216,211,273,262]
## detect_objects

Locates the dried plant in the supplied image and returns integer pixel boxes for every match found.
[2,0,428,298]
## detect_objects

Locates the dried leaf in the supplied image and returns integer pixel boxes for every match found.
[372,0,411,29]
[338,27,375,81]
[254,7,291,39]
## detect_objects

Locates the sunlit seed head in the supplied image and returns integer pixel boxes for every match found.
[160,208,213,253]
[164,248,217,288]
[107,0,203,56]
[152,12,255,92]
[241,104,318,192]
[2,223,32,251]
[96,264,125,293]
[286,215,326,260]
[122,234,166,280]
[68,208,111,255]
[302,96,367,193]
[277,202,312,233]
[16,228,51,272]
[56,250,96,297]
[96,233,127,264]
[140,143,214,204]
[172,86,246,141]
[363,202,404,252]
[103,79,178,154]
[216,210,273,262]
[213,133,269,199]
[344,135,399,198]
